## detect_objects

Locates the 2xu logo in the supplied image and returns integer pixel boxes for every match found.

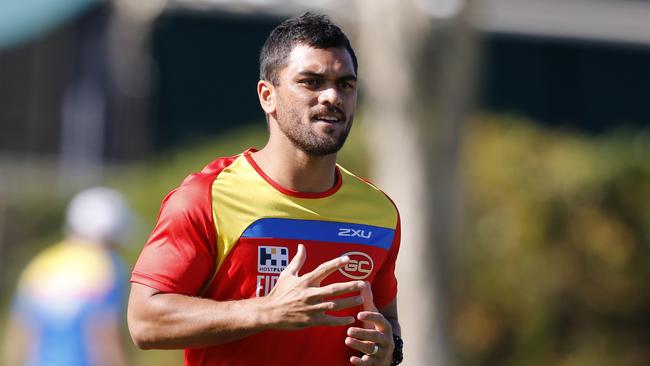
[338,228,372,239]
[338,251,374,280]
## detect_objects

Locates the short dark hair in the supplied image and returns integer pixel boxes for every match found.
[259,12,358,85]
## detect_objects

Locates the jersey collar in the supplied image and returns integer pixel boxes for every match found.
[243,148,342,199]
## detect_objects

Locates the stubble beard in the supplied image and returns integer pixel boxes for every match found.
[277,106,352,157]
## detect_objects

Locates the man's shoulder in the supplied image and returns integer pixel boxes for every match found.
[198,153,242,177]
[177,153,242,191]
[337,165,391,198]
[337,165,399,219]
[162,153,242,212]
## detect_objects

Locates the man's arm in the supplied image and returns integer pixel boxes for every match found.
[127,244,365,349]
[379,299,400,337]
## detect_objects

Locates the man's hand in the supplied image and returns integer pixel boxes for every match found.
[345,282,394,366]
[262,244,365,330]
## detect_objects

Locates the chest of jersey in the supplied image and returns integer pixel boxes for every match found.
[206,218,394,301]
[203,156,397,302]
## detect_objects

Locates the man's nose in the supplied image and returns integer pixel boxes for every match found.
[318,87,342,106]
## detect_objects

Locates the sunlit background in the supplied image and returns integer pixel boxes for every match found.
[1,0,649,365]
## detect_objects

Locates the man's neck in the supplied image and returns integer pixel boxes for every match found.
[252,140,338,194]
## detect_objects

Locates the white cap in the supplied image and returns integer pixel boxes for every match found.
[65,187,133,245]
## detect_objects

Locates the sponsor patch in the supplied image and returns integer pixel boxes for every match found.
[258,246,288,274]
[338,228,372,239]
[339,251,374,280]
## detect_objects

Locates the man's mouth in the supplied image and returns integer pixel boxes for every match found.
[312,113,345,123]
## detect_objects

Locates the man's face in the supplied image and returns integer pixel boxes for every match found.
[272,44,357,156]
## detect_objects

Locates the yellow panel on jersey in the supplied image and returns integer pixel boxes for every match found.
[211,150,398,274]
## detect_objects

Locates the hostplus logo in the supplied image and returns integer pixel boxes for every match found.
[257,246,288,273]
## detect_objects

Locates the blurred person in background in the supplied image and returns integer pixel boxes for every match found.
[127,12,402,366]
[4,187,132,366]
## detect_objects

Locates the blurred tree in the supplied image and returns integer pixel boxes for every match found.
[354,0,478,364]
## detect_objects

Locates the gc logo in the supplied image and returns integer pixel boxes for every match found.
[339,251,374,280]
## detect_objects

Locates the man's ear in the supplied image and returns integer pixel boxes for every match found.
[257,80,276,115]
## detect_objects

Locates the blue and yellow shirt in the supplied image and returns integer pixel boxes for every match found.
[13,239,126,366]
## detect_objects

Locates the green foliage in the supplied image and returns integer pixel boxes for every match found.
[452,115,650,366]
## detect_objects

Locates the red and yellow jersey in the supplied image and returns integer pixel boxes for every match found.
[131,148,400,366]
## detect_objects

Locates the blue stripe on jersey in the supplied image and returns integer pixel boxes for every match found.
[241,218,394,249]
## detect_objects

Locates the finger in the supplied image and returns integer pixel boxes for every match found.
[303,255,351,284]
[314,314,355,327]
[311,296,364,312]
[357,311,392,333]
[350,355,379,366]
[345,336,377,356]
[284,244,306,276]
[360,281,378,312]
[347,327,388,346]
[359,282,377,330]
[349,355,372,365]
[316,281,365,298]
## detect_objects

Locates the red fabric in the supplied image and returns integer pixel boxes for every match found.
[186,237,395,366]
[130,156,237,295]
[372,214,401,309]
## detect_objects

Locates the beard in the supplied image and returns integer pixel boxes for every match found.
[276,104,353,157]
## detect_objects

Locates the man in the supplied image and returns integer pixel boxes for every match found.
[5,187,131,366]
[128,13,403,366]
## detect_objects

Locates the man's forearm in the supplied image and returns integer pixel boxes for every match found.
[128,250,365,350]
[128,284,271,349]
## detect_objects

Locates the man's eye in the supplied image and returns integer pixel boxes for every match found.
[338,81,355,89]
[301,79,320,87]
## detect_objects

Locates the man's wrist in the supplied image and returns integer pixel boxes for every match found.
[247,297,276,331]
